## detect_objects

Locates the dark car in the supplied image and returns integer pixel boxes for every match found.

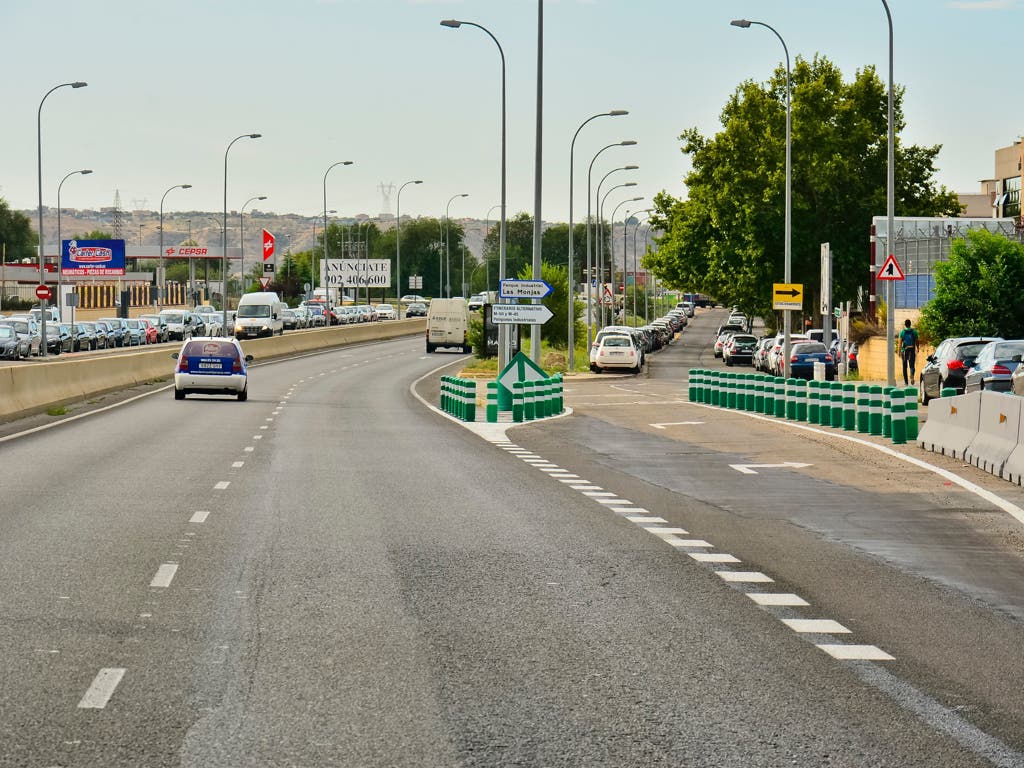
[0,325,26,359]
[0,319,41,357]
[54,323,77,353]
[963,339,1024,393]
[723,333,758,366]
[405,302,427,318]
[829,339,859,373]
[920,336,1002,403]
[68,323,94,351]
[77,321,106,350]
[97,318,126,347]
[788,341,836,380]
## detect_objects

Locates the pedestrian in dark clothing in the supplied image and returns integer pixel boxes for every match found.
[898,319,919,386]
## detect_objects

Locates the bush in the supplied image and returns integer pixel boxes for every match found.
[2,296,34,311]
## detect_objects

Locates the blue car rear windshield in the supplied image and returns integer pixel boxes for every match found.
[183,340,239,359]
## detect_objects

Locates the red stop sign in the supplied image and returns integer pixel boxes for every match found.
[36,284,52,301]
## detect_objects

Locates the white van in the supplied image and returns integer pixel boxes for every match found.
[234,291,285,338]
[426,298,471,353]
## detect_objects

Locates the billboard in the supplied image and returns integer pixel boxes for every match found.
[61,239,126,276]
[321,258,391,287]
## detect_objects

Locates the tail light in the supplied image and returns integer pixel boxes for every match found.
[232,359,242,372]
[848,352,857,360]
[824,354,833,362]
[947,360,965,371]
[790,355,798,363]
[177,357,188,372]
[992,364,1012,375]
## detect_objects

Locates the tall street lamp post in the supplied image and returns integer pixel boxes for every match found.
[732,18,792,376]
[445,193,468,298]
[38,80,87,357]
[57,168,93,317]
[441,18,509,368]
[609,196,643,323]
[322,161,354,313]
[159,183,191,309]
[240,195,267,294]
[568,110,628,368]
[595,167,638,323]
[395,179,422,319]
[586,140,636,346]
[483,204,501,294]
[223,133,261,335]
[599,183,638,326]
[630,209,652,323]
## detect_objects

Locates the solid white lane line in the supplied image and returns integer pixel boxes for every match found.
[817,644,894,661]
[715,571,773,583]
[783,619,851,634]
[232,461,244,468]
[746,592,809,606]
[690,552,742,563]
[150,563,178,588]
[627,515,668,524]
[214,481,230,490]
[189,510,210,523]
[78,668,126,709]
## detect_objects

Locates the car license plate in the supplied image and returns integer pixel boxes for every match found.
[199,362,221,370]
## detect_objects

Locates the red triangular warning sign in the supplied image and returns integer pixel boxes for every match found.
[877,254,905,281]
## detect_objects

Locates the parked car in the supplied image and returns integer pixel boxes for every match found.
[788,341,836,380]
[593,333,642,373]
[172,336,253,401]
[122,318,149,346]
[767,333,811,376]
[713,331,736,359]
[54,323,77,353]
[281,309,299,331]
[291,306,311,328]
[138,318,159,345]
[97,318,127,347]
[193,307,223,336]
[0,325,27,359]
[375,303,397,320]
[963,339,1024,393]
[159,309,197,341]
[76,321,105,350]
[0,319,41,356]
[405,302,427,318]
[723,333,758,366]
[753,337,775,372]
[139,314,170,343]
[829,339,859,373]
[919,336,1002,403]
[400,294,427,305]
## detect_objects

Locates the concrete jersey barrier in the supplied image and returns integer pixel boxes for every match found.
[0,319,426,421]
[964,391,1022,476]
[916,390,982,460]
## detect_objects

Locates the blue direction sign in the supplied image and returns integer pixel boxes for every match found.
[499,279,553,299]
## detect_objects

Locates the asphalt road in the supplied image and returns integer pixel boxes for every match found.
[1,325,1021,766]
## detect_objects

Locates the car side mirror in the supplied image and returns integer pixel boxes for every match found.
[1014,354,1023,363]
[245,355,254,362]
[927,355,936,363]
[171,352,179,359]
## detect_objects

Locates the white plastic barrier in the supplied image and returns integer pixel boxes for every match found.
[916,390,982,460]
[964,391,1022,476]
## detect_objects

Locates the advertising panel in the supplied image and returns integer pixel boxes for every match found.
[61,239,126,276]
[321,259,392,287]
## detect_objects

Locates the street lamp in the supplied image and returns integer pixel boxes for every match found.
[395,179,423,319]
[445,193,469,298]
[223,133,261,335]
[599,183,638,325]
[732,17,792,376]
[441,18,509,368]
[483,203,501,294]
[38,80,87,357]
[240,195,267,295]
[323,161,354,311]
[608,196,643,323]
[568,109,628,367]
[628,209,652,325]
[57,168,93,318]
[596,166,638,325]
[159,183,191,309]
[882,0,896,386]
[586,140,636,346]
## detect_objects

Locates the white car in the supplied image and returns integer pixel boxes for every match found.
[767,333,811,375]
[172,337,252,401]
[374,303,397,320]
[594,334,642,373]
[467,294,486,311]
[590,326,638,370]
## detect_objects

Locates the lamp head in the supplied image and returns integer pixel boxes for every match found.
[258,196,267,201]
[249,133,262,139]
[343,161,354,165]
[631,196,644,202]
[609,109,628,116]
[440,19,462,28]
[460,193,469,198]
[623,182,637,188]
[731,19,752,28]
[624,165,639,170]
[80,169,93,176]
[71,81,87,88]
[414,180,423,184]
[181,184,192,189]
[620,140,637,146]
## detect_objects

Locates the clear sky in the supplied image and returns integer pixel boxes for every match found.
[1,0,1019,226]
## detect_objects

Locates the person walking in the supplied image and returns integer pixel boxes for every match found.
[898,318,919,386]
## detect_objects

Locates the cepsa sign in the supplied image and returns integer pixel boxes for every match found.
[61,239,126,276]
[163,246,218,260]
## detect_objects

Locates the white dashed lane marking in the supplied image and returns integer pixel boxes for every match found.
[214,481,230,491]
[189,511,210,523]
[690,552,742,563]
[817,644,895,661]
[149,563,178,588]
[784,619,851,634]
[747,593,809,607]
[232,461,244,468]
[78,668,126,709]
[716,571,773,583]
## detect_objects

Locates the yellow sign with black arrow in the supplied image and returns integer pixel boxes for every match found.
[772,283,803,310]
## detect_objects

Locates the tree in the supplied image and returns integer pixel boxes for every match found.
[517,261,581,349]
[645,56,961,320]
[70,229,114,240]
[919,229,1024,341]
[0,198,38,263]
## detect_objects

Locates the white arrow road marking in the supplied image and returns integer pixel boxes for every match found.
[650,421,705,429]
[729,462,813,475]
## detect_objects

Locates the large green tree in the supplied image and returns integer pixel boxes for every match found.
[919,229,1024,341]
[482,215,604,290]
[646,56,961,320]
[0,198,38,263]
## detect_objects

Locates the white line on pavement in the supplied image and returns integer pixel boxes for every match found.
[232,461,244,468]
[150,563,178,588]
[78,668,126,709]
[214,481,230,490]
[189,511,210,523]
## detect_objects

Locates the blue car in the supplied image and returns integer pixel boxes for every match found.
[789,341,836,380]
[173,337,253,401]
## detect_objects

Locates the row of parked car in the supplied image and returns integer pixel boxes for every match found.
[588,302,695,373]
[918,336,1024,402]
